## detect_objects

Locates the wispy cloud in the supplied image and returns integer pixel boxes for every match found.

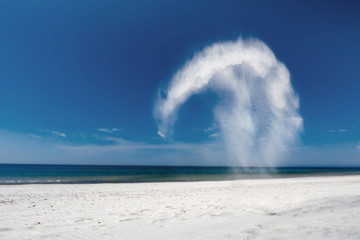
[51,131,67,138]
[203,124,216,133]
[41,129,67,138]
[209,133,220,138]
[154,37,303,167]
[328,129,349,133]
[28,133,42,139]
[203,123,220,138]
[156,130,165,138]
[0,129,228,166]
[1,129,360,167]
[97,128,119,134]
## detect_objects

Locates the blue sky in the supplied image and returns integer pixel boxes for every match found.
[0,0,359,166]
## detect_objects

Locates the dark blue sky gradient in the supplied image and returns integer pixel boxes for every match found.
[0,0,359,165]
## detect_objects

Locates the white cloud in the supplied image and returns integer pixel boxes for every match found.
[202,124,221,138]
[40,129,66,138]
[203,125,216,133]
[1,129,360,167]
[154,37,302,167]
[209,133,219,137]
[97,128,119,134]
[50,130,67,138]
[328,129,349,133]
[157,130,165,138]
[28,133,42,139]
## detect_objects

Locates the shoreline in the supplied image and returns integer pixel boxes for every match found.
[1,175,360,239]
[2,171,360,185]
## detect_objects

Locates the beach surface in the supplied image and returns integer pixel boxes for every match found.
[1,175,360,239]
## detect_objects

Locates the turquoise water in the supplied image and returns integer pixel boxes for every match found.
[0,164,360,184]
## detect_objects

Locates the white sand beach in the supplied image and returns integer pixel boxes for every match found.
[1,175,360,239]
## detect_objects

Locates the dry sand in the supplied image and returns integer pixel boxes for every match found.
[1,175,360,239]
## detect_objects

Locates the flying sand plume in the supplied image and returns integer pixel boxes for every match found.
[154,37,303,166]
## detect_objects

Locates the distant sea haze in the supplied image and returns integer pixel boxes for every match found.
[1,164,360,185]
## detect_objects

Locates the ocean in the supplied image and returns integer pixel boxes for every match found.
[0,164,360,184]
